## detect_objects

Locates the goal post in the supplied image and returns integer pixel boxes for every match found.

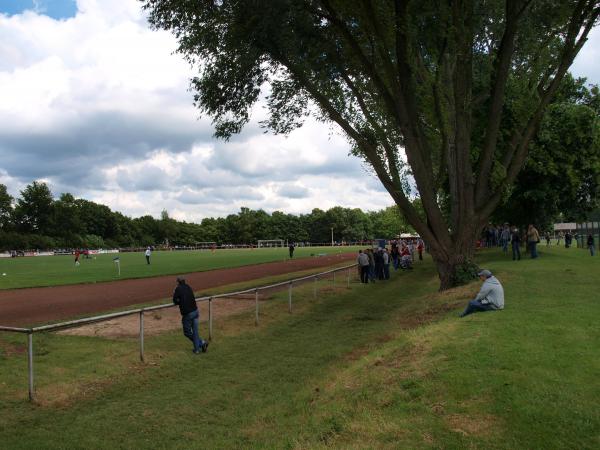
[257,239,285,248]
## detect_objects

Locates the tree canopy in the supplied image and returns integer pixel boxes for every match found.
[494,75,600,228]
[142,0,599,288]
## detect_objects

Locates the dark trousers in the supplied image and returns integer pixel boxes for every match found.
[146,255,150,264]
[512,242,521,260]
[460,300,495,317]
[360,265,369,283]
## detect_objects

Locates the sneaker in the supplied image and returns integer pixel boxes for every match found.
[192,349,201,354]
[201,341,209,353]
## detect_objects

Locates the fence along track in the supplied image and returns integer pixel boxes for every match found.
[0,263,358,402]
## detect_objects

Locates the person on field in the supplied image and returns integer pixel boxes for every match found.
[459,270,504,317]
[145,246,151,265]
[289,242,295,258]
[173,276,208,354]
[510,227,521,261]
[357,250,370,284]
[527,224,540,259]
[544,232,551,246]
[587,234,595,256]
[74,250,81,266]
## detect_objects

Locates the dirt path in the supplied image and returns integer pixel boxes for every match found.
[0,253,356,327]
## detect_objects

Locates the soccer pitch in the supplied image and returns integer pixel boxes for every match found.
[0,246,360,290]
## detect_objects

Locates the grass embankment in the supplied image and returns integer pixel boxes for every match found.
[0,245,598,448]
[0,246,358,290]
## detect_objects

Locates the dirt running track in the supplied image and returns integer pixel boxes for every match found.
[0,253,356,327]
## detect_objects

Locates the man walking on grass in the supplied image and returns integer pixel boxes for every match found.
[459,270,504,318]
[173,276,208,354]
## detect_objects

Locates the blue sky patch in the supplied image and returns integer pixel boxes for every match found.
[0,0,76,20]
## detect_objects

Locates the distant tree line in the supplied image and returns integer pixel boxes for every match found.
[0,182,419,250]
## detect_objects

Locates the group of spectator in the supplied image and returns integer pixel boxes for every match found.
[486,223,541,260]
[483,223,596,258]
[356,238,425,284]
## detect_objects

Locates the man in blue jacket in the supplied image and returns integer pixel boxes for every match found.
[460,270,505,317]
[173,276,208,354]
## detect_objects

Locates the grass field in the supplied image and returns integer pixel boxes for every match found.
[0,245,598,448]
[0,246,360,290]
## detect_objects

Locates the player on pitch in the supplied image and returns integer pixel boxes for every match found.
[173,276,208,354]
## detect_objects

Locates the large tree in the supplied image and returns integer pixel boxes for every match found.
[143,0,599,288]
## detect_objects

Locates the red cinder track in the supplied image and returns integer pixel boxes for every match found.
[0,253,356,327]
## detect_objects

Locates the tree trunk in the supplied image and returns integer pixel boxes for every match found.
[429,224,479,291]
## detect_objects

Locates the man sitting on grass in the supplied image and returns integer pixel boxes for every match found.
[459,269,504,317]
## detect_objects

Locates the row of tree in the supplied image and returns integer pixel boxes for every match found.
[0,182,418,250]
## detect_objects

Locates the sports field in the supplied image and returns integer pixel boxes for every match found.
[0,245,598,448]
[0,246,361,290]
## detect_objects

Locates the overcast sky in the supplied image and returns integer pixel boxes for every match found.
[1,1,599,223]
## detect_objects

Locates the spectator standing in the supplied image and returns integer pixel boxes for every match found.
[145,247,152,265]
[565,231,573,248]
[374,249,385,280]
[544,232,551,246]
[366,249,376,283]
[382,248,390,279]
[527,224,540,259]
[289,243,295,258]
[587,234,595,256]
[511,227,521,261]
[172,276,208,354]
[391,243,400,270]
[416,238,425,261]
[501,225,511,253]
[556,231,563,246]
[357,250,370,283]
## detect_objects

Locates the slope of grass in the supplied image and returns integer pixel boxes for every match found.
[0,245,598,448]
[0,246,358,290]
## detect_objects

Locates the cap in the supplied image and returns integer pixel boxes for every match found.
[477,269,492,278]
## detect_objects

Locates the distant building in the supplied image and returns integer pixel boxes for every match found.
[553,222,576,232]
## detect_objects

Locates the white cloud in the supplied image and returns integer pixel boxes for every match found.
[0,0,390,221]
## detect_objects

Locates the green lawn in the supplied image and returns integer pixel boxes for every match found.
[0,246,359,290]
[0,245,598,449]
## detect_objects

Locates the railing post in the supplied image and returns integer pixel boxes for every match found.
[208,297,213,341]
[333,270,336,287]
[139,310,144,362]
[347,268,351,287]
[288,282,293,313]
[314,276,318,299]
[255,289,259,326]
[27,332,34,402]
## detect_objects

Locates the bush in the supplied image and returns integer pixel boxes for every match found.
[453,260,480,286]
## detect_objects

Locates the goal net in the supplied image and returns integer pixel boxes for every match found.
[257,239,285,248]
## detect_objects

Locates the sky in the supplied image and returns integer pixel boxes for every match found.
[0,1,599,223]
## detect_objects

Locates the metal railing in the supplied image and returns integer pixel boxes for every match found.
[0,263,357,402]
